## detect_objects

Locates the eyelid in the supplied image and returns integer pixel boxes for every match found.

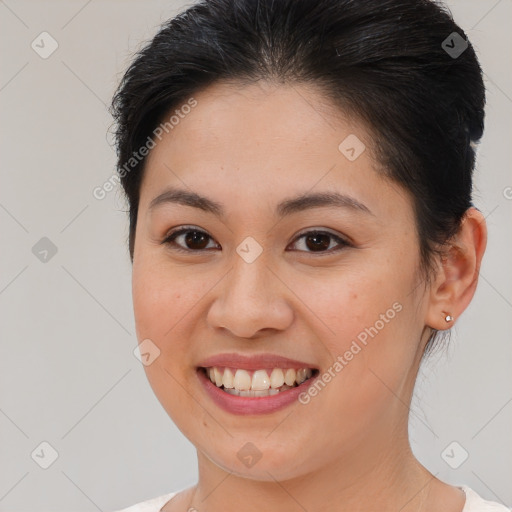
[291,227,353,246]
[162,225,219,252]
[162,225,352,253]
[287,228,352,253]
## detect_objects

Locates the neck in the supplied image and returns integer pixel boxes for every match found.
[190,425,435,512]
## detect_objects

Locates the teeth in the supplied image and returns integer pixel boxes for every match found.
[225,386,291,397]
[214,367,223,387]
[251,370,270,390]
[222,368,234,388]
[233,369,252,390]
[284,368,296,386]
[296,368,307,384]
[205,366,315,394]
[270,368,285,388]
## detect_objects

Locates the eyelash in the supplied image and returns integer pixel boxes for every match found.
[161,226,352,255]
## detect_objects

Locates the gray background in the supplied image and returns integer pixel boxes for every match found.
[0,1,511,511]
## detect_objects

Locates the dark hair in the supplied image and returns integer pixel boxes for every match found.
[110,0,485,356]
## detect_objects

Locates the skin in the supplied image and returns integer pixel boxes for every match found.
[131,81,487,512]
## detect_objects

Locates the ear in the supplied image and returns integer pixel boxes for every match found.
[425,207,488,330]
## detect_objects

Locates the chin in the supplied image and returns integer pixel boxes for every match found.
[198,436,318,482]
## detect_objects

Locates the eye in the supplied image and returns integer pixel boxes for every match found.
[162,226,219,252]
[287,229,351,254]
[161,226,351,254]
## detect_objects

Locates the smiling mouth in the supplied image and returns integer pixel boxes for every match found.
[199,366,319,397]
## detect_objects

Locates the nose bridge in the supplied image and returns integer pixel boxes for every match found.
[207,247,293,337]
[228,248,274,306]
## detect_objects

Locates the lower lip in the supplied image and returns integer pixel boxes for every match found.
[196,368,317,415]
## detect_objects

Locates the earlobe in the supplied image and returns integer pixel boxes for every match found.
[424,207,487,331]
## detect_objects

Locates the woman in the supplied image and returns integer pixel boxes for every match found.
[110,0,509,511]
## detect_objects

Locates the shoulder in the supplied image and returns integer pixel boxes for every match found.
[110,492,177,512]
[461,486,511,512]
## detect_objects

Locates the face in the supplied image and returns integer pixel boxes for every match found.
[131,81,431,481]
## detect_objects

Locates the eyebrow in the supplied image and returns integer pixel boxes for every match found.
[148,186,374,218]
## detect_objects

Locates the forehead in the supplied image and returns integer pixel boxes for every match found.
[139,81,413,222]
[152,80,358,162]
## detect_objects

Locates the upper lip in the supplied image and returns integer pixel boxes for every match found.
[197,353,318,370]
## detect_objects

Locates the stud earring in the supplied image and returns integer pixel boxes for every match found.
[445,314,454,322]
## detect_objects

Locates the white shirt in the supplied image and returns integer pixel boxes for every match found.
[112,485,511,512]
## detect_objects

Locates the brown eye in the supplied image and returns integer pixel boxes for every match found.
[289,230,350,254]
[304,232,331,251]
[162,227,350,255]
[162,227,219,252]
[182,230,210,250]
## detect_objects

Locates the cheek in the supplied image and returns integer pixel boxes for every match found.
[289,263,410,353]
[132,260,202,423]
[288,260,418,414]
[132,257,196,343]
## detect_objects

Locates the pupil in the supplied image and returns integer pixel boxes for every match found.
[185,231,208,249]
[306,233,329,251]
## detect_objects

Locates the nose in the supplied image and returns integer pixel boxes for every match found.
[206,254,294,339]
